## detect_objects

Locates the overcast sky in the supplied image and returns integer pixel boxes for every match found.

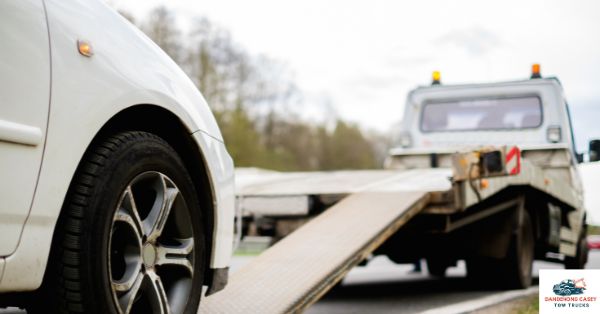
[113,0,600,144]
[113,0,600,222]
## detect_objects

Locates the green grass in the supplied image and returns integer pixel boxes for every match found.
[233,251,262,257]
[588,225,600,235]
[518,296,539,314]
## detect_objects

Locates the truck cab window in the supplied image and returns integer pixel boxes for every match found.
[421,96,542,132]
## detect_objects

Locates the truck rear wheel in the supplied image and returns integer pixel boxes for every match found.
[565,233,588,269]
[502,210,534,289]
[467,210,533,289]
[466,257,496,287]
[426,258,449,277]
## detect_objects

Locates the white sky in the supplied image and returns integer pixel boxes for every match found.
[113,0,600,223]
[114,0,600,132]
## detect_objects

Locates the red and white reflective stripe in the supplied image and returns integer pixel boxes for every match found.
[505,146,521,175]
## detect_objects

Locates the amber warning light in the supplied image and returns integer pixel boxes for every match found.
[531,63,541,79]
[432,71,441,85]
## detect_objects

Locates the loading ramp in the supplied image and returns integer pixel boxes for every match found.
[201,170,448,313]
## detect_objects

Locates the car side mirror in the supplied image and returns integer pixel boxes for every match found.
[589,139,600,162]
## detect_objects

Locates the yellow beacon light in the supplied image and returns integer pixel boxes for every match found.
[432,71,441,85]
[531,63,541,79]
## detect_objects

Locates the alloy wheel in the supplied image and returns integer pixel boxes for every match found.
[109,171,195,314]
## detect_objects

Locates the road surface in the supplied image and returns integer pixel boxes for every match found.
[2,251,599,313]
[306,251,600,314]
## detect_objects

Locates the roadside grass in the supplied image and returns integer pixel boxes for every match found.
[233,250,262,257]
[588,225,600,235]
[517,295,539,314]
[233,236,271,256]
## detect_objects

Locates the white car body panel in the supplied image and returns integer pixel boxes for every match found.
[0,0,234,291]
[0,0,51,256]
[193,132,235,268]
[0,259,4,282]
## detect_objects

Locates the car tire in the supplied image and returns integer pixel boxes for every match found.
[565,232,589,269]
[28,131,206,314]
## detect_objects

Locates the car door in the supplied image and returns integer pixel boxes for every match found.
[0,0,51,256]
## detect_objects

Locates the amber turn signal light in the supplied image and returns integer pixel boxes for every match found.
[77,40,93,57]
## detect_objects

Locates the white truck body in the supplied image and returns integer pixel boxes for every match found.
[393,78,576,151]
[386,77,586,258]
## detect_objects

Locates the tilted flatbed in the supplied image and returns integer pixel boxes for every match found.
[202,145,583,313]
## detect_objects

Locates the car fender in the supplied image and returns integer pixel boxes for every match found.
[0,0,231,291]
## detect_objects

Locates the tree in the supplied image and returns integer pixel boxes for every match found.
[324,121,378,170]
[143,6,183,64]
[217,107,265,167]
[137,6,383,171]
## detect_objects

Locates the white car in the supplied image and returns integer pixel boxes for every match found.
[0,0,235,313]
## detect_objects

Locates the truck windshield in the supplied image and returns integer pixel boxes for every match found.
[421,96,542,132]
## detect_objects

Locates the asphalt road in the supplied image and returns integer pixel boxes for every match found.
[306,251,600,314]
[2,251,599,313]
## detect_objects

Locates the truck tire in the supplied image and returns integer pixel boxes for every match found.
[28,131,206,314]
[565,233,589,269]
[466,257,496,287]
[426,259,449,277]
[467,210,534,289]
[502,210,534,289]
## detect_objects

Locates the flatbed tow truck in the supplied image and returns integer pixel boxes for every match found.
[201,65,596,313]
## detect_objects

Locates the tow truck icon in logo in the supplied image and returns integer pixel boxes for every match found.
[553,278,587,296]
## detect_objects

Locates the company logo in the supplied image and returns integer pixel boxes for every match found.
[540,270,599,313]
[553,278,587,296]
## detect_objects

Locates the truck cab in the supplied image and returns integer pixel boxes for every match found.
[381,66,591,288]
[388,70,581,173]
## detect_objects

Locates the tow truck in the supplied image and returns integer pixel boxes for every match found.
[201,65,597,313]
[379,65,591,287]
[553,279,586,296]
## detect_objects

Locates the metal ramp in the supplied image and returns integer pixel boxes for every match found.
[200,190,431,313]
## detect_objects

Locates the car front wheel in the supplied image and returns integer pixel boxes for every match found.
[30,131,206,314]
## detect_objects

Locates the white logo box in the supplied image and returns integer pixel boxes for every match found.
[539,269,600,314]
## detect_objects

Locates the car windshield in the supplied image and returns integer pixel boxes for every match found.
[421,96,542,132]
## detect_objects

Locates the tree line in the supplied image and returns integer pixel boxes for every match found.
[121,6,386,171]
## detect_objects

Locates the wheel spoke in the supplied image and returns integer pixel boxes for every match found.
[112,262,143,292]
[115,186,144,238]
[114,271,144,314]
[146,270,171,314]
[145,175,179,242]
[156,238,194,275]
